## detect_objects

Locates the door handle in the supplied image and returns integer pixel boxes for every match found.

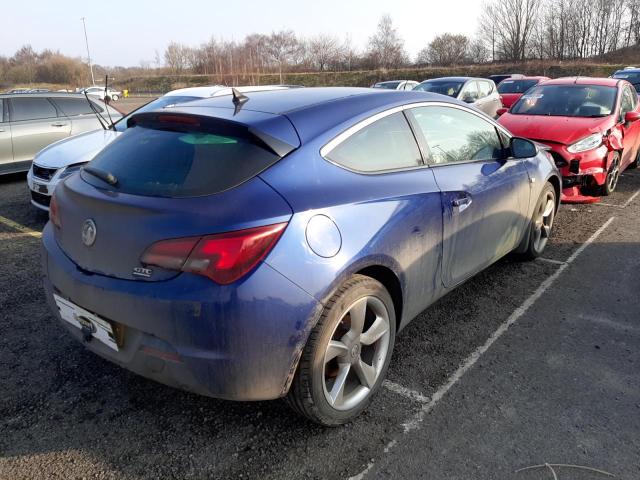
[51,122,67,127]
[452,195,472,212]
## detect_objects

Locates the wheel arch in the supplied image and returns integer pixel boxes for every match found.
[356,265,403,332]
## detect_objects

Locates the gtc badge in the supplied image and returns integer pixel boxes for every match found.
[81,219,97,247]
[133,267,152,278]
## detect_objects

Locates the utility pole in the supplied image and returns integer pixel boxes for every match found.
[81,17,95,85]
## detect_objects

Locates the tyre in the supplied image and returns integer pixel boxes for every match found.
[286,274,396,426]
[517,183,556,260]
[601,152,621,195]
[629,149,640,169]
[111,94,119,101]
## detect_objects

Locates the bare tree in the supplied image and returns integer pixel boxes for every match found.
[480,0,541,61]
[367,14,408,69]
[164,42,189,74]
[308,34,341,71]
[264,30,299,83]
[422,33,470,66]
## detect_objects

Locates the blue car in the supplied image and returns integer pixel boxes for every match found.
[42,87,560,425]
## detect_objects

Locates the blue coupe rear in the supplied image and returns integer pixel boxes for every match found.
[42,87,560,425]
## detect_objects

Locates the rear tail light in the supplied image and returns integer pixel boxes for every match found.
[49,193,61,228]
[141,223,288,284]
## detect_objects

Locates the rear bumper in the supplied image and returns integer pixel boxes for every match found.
[41,223,321,401]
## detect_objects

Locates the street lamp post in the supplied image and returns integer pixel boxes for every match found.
[81,17,95,86]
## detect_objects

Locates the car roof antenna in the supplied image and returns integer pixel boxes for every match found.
[231,88,249,115]
[84,89,108,130]
[103,75,115,129]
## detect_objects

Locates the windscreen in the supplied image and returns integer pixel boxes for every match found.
[498,79,539,94]
[413,81,465,97]
[84,120,280,197]
[373,82,401,89]
[113,95,200,132]
[510,85,617,117]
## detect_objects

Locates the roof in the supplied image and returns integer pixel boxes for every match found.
[541,77,620,87]
[165,85,296,98]
[420,77,477,83]
[0,92,97,99]
[159,87,455,143]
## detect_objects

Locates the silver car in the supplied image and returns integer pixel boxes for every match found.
[372,80,419,91]
[413,77,502,117]
[0,93,121,175]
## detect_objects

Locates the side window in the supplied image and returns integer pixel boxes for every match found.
[51,97,101,116]
[478,81,493,98]
[10,97,58,122]
[410,106,503,165]
[325,112,422,172]
[461,82,479,102]
[0,99,4,123]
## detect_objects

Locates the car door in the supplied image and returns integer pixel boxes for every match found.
[50,96,107,134]
[618,84,640,169]
[0,99,13,168]
[406,104,531,288]
[9,96,72,164]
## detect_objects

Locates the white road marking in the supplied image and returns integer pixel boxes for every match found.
[349,216,616,480]
[592,202,624,208]
[0,215,42,238]
[537,257,566,266]
[382,380,429,403]
[622,188,640,207]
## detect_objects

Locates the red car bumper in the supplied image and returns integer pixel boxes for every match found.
[542,142,611,203]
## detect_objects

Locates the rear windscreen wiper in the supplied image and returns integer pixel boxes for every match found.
[83,166,118,186]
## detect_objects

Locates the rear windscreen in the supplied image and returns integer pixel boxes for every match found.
[83,122,280,197]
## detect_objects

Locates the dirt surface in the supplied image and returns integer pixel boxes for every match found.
[0,169,639,479]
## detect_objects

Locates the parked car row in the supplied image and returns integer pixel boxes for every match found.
[4,73,638,427]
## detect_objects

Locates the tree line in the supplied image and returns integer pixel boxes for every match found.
[2,0,639,88]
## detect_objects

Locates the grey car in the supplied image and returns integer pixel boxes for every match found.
[0,93,121,175]
[413,77,502,117]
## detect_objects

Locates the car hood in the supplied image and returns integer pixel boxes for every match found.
[498,114,615,146]
[33,129,121,169]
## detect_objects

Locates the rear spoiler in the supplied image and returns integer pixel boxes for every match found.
[127,111,299,158]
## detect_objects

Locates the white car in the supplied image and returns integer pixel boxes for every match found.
[27,85,297,211]
[83,86,122,102]
[371,80,419,91]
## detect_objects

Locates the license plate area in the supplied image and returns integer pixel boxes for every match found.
[54,294,122,351]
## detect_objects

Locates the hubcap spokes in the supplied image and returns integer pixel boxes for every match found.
[534,194,555,251]
[322,296,391,411]
[608,159,620,191]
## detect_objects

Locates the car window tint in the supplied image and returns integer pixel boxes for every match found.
[410,106,503,164]
[478,81,493,97]
[10,97,58,121]
[86,124,281,198]
[461,82,479,101]
[325,112,421,172]
[52,97,102,116]
[620,86,636,115]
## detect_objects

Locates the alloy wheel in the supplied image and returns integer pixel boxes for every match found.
[322,295,391,411]
[607,156,621,192]
[533,190,555,252]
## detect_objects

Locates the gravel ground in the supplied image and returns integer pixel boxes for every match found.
[0,169,639,479]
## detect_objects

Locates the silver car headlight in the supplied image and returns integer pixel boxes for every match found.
[566,133,603,153]
[58,163,87,180]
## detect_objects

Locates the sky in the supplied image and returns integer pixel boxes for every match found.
[1,0,480,67]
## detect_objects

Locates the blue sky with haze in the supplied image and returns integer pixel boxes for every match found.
[2,0,479,67]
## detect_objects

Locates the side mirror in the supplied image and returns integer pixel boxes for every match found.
[510,137,537,159]
[496,107,508,117]
[624,111,640,123]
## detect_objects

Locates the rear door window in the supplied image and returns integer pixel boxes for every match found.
[324,112,422,172]
[478,81,493,98]
[84,121,282,197]
[10,97,58,122]
[52,97,102,116]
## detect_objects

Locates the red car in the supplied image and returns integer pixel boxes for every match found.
[497,76,549,108]
[498,77,640,202]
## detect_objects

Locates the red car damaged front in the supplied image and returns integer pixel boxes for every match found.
[498,78,640,202]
